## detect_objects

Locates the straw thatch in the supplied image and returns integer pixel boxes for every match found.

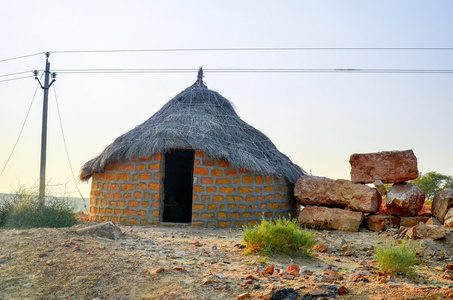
[80,68,305,183]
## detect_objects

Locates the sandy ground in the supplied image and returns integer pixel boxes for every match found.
[1,222,453,300]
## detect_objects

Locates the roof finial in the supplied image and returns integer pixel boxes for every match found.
[192,66,207,88]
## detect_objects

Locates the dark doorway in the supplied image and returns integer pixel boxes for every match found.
[163,149,195,223]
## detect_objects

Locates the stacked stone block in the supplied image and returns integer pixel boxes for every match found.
[89,150,297,227]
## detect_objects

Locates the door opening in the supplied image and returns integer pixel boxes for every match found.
[163,149,195,223]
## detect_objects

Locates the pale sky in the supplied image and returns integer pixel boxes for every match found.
[1,1,452,198]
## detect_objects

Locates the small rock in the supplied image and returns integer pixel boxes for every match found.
[151,267,165,274]
[407,222,446,240]
[261,264,274,276]
[216,273,228,279]
[23,283,33,288]
[236,292,251,299]
[426,217,442,226]
[337,286,348,295]
[202,278,212,285]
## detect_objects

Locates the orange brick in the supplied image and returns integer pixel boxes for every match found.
[138,183,147,190]
[129,200,140,207]
[231,212,239,218]
[124,209,135,216]
[149,163,160,170]
[152,194,160,200]
[219,221,231,228]
[206,187,216,192]
[111,184,119,190]
[120,217,126,223]
[140,155,152,161]
[115,165,122,171]
[106,208,113,214]
[264,212,272,217]
[103,183,107,190]
[149,183,161,191]
[192,213,199,218]
[128,218,139,225]
[255,188,262,193]
[226,170,237,176]
[155,173,162,179]
[269,203,280,209]
[239,188,253,194]
[220,204,225,209]
[194,167,209,175]
[117,201,125,206]
[202,178,213,184]
[234,196,242,202]
[202,160,216,166]
[230,204,237,209]
[242,212,251,218]
[216,178,231,184]
[145,193,150,199]
[134,192,142,198]
[142,201,149,207]
[136,164,146,171]
[140,173,151,180]
[194,159,200,165]
[195,150,205,157]
[111,217,119,222]
[257,196,265,201]
[152,202,159,208]
[278,185,284,192]
[194,186,204,193]
[276,194,281,199]
[246,197,255,202]
[193,195,198,201]
[101,174,105,180]
[218,212,227,218]
[234,179,240,184]
[254,213,261,217]
[106,173,115,181]
[101,199,107,206]
[242,176,253,184]
[238,205,246,209]
[124,194,131,199]
[141,220,149,225]
[193,204,205,210]
[219,160,230,167]
[220,187,235,193]
[239,169,248,173]
[152,210,159,217]
[276,213,282,218]
[264,186,275,192]
[192,221,204,226]
[214,195,224,202]
[235,221,245,226]
[202,213,214,218]
[132,158,137,162]
[255,176,263,184]
[105,164,114,171]
[227,196,234,201]
[154,154,162,161]
[124,164,134,171]
[94,190,101,196]
[247,220,258,227]
[137,210,147,217]
[265,176,272,183]
[212,170,223,176]
[208,204,218,210]
[267,195,275,200]
[122,184,136,191]
[104,193,112,199]
[261,204,267,209]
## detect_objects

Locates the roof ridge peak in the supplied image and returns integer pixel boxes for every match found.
[192,67,207,88]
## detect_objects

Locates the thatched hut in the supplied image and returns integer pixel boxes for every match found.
[80,69,305,227]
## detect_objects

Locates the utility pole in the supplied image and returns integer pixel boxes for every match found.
[34,52,56,205]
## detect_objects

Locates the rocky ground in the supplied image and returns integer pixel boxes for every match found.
[1,222,453,300]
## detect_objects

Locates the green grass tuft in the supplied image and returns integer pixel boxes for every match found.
[375,241,418,275]
[0,185,78,229]
[242,217,316,257]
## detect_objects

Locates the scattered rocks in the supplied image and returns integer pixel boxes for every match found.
[386,182,426,216]
[294,176,380,213]
[299,205,364,232]
[432,189,453,223]
[349,149,418,184]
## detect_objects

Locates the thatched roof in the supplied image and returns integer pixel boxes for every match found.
[80,68,305,183]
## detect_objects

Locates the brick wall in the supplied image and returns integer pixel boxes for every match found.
[89,151,298,227]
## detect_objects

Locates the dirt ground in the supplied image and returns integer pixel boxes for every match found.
[1,221,453,300]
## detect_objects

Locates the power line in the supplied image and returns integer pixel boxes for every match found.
[0,71,33,78]
[53,68,453,74]
[0,75,35,83]
[52,84,88,213]
[0,77,42,179]
[0,52,44,63]
[50,47,453,54]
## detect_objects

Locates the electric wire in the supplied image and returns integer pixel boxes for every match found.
[0,52,45,63]
[53,68,453,74]
[0,71,33,78]
[0,76,42,179]
[52,84,89,213]
[0,75,35,83]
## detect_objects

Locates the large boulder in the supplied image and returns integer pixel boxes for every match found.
[294,176,380,213]
[399,216,429,228]
[432,189,453,223]
[387,182,425,216]
[444,208,453,227]
[75,221,122,240]
[365,214,400,232]
[406,222,445,240]
[298,205,364,232]
[349,150,418,184]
